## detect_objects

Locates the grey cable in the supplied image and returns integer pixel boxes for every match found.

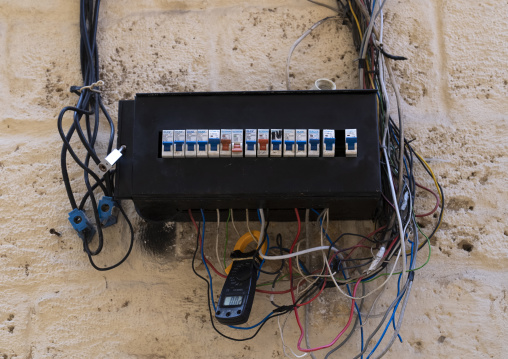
[371,219,418,358]
[351,281,410,359]
[386,59,405,200]
[373,281,414,359]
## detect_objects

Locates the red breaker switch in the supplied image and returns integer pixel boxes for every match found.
[220,129,232,157]
[259,139,269,150]
[221,139,231,151]
[257,129,269,157]
[231,129,244,157]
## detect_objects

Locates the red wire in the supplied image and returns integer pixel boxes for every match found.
[287,209,362,352]
[383,235,399,258]
[415,182,440,217]
[343,225,387,260]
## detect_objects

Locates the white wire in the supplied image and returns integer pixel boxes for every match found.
[279,311,309,358]
[230,209,240,237]
[245,209,258,244]
[286,16,340,90]
[215,209,224,273]
[328,248,402,301]
[316,208,404,300]
[259,245,339,260]
[384,59,407,284]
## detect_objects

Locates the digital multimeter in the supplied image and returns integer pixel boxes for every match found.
[215,258,258,325]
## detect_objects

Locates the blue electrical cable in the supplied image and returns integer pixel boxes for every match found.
[311,208,334,246]
[366,283,404,359]
[228,312,273,330]
[200,209,217,312]
[256,209,269,279]
[366,235,417,358]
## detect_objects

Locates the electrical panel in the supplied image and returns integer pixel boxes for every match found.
[115,91,381,221]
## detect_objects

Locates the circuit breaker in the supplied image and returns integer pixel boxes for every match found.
[115,90,381,221]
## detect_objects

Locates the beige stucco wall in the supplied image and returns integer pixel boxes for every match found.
[0,0,507,358]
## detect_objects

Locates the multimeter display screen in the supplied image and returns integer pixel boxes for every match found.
[223,296,243,306]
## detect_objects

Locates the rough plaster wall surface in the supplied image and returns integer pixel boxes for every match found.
[0,0,507,358]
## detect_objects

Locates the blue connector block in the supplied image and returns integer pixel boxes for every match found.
[296,141,306,151]
[98,196,117,227]
[198,141,208,151]
[209,138,220,151]
[346,136,357,151]
[68,208,96,243]
[175,141,185,152]
[324,138,335,151]
[187,142,196,151]
[272,140,282,151]
[246,141,256,151]
[309,139,319,151]
[162,142,173,151]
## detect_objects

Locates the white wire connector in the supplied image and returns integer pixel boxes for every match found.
[99,145,126,173]
[366,246,386,274]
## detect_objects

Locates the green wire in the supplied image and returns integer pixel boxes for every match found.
[362,223,431,283]
[223,209,231,269]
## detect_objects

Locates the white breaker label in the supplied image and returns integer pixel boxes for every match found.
[257,129,269,157]
[345,129,358,157]
[174,130,186,158]
[308,129,320,157]
[185,129,197,157]
[220,129,232,157]
[208,129,221,157]
[295,129,307,157]
[162,130,174,158]
[283,129,295,157]
[197,129,209,157]
[271,129,283,157]
[231,129,244,157]
[322,129,335,157]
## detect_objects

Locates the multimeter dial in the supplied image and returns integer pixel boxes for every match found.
[215,258,258,325]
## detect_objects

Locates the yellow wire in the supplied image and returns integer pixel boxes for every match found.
[349,0,363,39]
[414,150,443,235]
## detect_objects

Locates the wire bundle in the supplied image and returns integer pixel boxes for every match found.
[192,0,444,357]
[57,0,134,271]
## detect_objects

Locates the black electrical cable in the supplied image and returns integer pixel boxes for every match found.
[191,221,291,341]
[84,204,135,271]
[58,0,132,270]
[255,233,286,275]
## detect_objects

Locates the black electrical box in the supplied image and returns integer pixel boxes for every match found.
[115,91,381,221]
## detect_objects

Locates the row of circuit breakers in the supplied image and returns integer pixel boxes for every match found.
[161,128,358,158]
